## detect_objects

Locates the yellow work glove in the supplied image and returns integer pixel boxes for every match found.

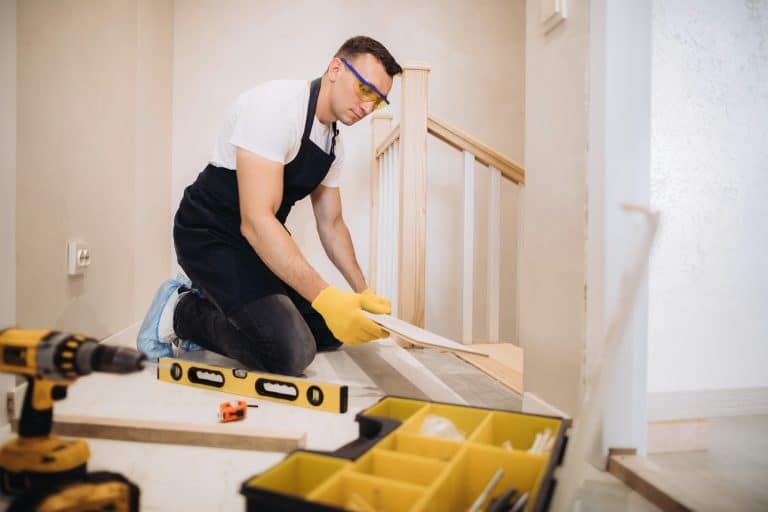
[312,286,390,346]
[360,288,392,315]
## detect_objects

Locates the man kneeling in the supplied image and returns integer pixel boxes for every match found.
[137,36,402,375]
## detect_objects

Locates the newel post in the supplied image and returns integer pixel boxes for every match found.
[398,63,430,327]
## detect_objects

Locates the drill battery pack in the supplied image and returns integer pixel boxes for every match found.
[6,471,140,512]
[0,434,90,495]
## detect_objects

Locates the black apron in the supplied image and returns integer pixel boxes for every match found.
[173,78,338,314]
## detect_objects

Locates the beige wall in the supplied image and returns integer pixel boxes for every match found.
[1,0,18,428]
[16,0,173,338]
[520,0,589,414]
[133,0,174,318]
[1,0,16,329]
[15,0,525,346]
[171,0,525,343]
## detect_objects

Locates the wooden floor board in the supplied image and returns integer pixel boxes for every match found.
[92,323,768,510]
[407,347,522,410]
[343,343,431,400]
[454,343,524,395]
[647,415,768,511]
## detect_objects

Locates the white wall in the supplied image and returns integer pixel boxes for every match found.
[520,0,589,415]
[171,1,525,343]
[0,0,16,329]
[588,0,652,456]
[648,0,768,393]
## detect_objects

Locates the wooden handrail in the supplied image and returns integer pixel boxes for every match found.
[370,64,523,343]
[374,124,400,159]
[427,114,525,184]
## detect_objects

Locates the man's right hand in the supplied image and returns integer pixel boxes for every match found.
[311,286,389,345]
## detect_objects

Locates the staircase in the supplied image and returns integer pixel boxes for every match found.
[369,63,525,346]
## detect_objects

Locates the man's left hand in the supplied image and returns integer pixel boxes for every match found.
[360,289,392,315]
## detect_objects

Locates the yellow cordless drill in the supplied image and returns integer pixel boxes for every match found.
[0,328,146,511]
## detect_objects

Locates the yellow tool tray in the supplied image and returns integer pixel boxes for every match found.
[241,396,568,511]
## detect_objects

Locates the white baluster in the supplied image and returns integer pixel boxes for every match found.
[377,151,389,293]
[377,155,386,295]
[385,146,395,302]
[392,140,400,316]
[488,166,501,343]
[462,151,475,344]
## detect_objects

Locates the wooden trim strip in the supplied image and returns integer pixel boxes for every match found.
[12,414,306,452]
[607,455,693,512]
[365,313,489,357]
[427,114,525,184]
[455,343,524,395]
[374,124,401,159]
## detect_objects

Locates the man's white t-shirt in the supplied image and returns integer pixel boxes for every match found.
[210,80,343,188]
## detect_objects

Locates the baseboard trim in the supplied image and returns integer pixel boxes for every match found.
[648,387,768,421]
[101,321,140,344]
[647,418,709,453]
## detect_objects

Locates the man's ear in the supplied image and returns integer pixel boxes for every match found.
[327,57,342,83]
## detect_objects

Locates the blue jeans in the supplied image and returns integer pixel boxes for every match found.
[173,284,341,376]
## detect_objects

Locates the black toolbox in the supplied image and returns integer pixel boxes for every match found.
[241,396,569,511]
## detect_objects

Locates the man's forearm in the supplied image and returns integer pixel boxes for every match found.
[318,220,367,293]
[241,216,328,302]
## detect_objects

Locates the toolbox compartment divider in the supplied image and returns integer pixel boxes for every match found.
[241,396,569,511]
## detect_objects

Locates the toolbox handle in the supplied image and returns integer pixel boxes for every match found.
[328,414,402,460]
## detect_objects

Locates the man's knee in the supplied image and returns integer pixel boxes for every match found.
[233,295,317,376]
[266,336,316,376]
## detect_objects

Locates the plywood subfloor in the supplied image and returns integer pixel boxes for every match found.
[5,326,486,510]
[645,415,768,511]
[0,325,663,511]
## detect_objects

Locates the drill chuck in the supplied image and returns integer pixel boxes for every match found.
[21,331,147,380]
[88,345,147,374]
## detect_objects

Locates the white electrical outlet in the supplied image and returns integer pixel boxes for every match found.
[67,240,91,276]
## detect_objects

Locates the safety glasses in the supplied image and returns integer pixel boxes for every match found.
[340,57,390,111]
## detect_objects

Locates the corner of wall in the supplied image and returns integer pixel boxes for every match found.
[133,0,174,320]
[520,0,589,415]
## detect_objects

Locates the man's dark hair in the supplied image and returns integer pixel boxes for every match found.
[335,36,402,77]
